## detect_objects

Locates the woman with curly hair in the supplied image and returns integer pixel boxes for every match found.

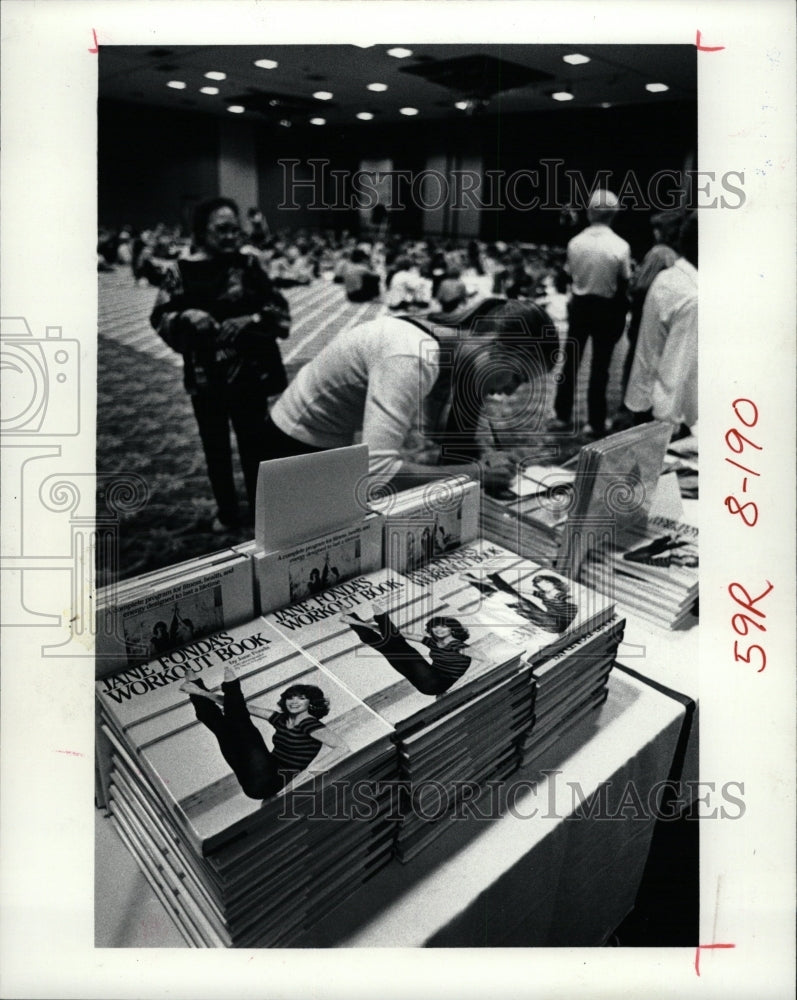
[340,604,473,696]
[463,569,578,634]
[180,667,346,799]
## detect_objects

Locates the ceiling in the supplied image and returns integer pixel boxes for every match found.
[99,43,696,128]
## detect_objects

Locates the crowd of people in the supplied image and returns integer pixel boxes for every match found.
[98,217,568,305]
[99,190,697,535]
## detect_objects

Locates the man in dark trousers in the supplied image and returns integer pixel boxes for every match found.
[551,189,631,438]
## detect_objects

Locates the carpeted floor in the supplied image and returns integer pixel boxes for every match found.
[96,267,628,584]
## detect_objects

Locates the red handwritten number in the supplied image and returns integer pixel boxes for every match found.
[724,427,761,454]
[89,29,98,54]
[731,613,765,636]
[733,641,766,673]
[729,581,772,673]
[732,397,758,427]
[724,495,758,526]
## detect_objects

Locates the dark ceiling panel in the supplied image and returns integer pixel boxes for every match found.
[400,54,554,97]
[98,44,695,126]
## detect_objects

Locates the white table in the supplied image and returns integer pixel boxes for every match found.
[95,668,687,948]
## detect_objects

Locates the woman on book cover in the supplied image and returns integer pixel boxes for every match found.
[151,196,291,532]
[180,668,347,800]
[463,570,578,634]
[622,534,698,569]
[340,604,473,696]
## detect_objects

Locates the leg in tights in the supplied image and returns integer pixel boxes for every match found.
[346,614,452,695]
[189,679,285,799]
[191,392,239,526]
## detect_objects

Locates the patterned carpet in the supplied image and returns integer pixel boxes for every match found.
[97,267,627,584]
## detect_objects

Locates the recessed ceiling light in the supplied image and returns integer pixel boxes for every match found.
[646,82,670,93]
[227,105,245,114]
[356,112,374,121]
[167,81,187,90]
[205,71,227,81]
[387,47,413,59]
[551,91,574,102]
[254,59,278,70]
[310,117,326,126]
[367,82,388,92]
[600,102,613,109]
[279,119,292,128]
[563,53,590,65]
[399,107,419,116]
[199,86,219,95]
[313,91,334,101]
[454,101,469,111]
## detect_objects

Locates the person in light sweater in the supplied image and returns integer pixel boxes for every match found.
[262,296,559,497]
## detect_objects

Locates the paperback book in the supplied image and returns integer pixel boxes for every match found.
[369,475,480,574]
[253,513,383,615]
[263,566,525,734]
[96,615,396,854]
[95,548,255,679]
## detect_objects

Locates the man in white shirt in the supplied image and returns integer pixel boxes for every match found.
[621,213,698,431]
[552,189,631,437]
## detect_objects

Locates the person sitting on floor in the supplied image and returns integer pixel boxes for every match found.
[341,248,381,302]
[269,244,313,287]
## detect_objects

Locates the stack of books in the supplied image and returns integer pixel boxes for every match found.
[479,464,575,565]
[385,538,617,858]
[95,545,257,811]
[480,422,674,573]
[96,616,400,947]
[520,617,626,767]
[263,557,530,863]
[579,514,699,629]
[427,541,621,772]
[556,421,673,576]
[96,445,637,939]
[395,667,534,861]
[95,546,256,679]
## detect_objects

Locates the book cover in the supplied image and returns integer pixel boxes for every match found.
[254,444,369,553]
[253,514,383,616]
[616,515,699,576]
[264,567,524,731]
[399,542,615,662]
[96,616,394,853]
[378,477,480,574]
[95,556,255,679]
